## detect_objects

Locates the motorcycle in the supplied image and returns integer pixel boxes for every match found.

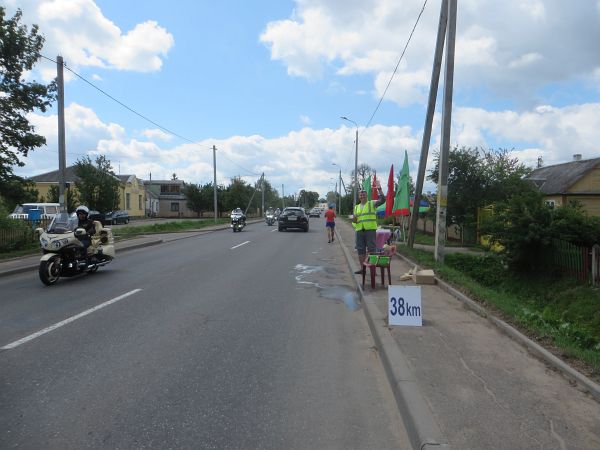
[35,212,115,285]
[265,213,275,226]
[231,214,246,232]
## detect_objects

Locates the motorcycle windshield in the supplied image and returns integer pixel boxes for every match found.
[47,212,77,233]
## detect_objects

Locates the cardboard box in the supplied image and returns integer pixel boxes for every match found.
[413,269,436,285]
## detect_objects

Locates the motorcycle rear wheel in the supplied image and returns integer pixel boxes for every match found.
[39,255,61,286]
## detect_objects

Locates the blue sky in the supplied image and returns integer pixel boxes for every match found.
[7,0,600,199]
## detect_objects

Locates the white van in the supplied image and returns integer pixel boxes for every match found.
[9,203,61,220]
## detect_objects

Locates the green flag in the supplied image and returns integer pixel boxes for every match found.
[362,175,372,201]
[393,151,410,216]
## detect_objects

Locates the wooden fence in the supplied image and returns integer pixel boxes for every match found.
[550,238,599,285]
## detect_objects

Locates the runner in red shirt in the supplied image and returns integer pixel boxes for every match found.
[324,204,336,243]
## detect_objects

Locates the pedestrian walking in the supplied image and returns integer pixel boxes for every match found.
[324,204,336,243]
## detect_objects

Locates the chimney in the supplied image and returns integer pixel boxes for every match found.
[573,154,582,161]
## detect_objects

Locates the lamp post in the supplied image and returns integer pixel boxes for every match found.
[331,162,342,215]
[341,116,358,212]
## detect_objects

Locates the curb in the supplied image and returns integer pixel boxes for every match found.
[335,227,451,450]
[394,251,600,402]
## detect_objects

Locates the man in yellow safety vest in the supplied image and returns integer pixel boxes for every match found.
[352,181,385,274]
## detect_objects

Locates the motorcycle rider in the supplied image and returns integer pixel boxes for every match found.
[231,207,246,225]
[75,205,97,260]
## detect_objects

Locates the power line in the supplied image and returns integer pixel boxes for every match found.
[39,54,263,177]
[364,0,429,129]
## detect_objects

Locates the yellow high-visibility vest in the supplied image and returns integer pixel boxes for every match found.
[354,201,378,231]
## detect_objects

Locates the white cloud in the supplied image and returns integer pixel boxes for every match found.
[140,128,173,141]
[261,0,600,107]
[300,115,311,125]
[7,0,174,81]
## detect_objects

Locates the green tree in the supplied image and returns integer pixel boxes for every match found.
[428,147,532,243]
[223,177,253,213]
[74,155,120,213]
[45,184,77,212]
[297,189,319,209]
[0,7,56,206]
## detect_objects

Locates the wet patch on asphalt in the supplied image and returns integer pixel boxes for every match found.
[292,264,360,311]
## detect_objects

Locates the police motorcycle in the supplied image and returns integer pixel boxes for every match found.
[265,209,275,226]
[230,208,246,232]
[35,211,115,285]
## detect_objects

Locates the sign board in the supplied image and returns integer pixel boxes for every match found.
[388,286,422,326]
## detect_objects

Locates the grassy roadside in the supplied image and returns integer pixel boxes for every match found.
[396,244,600,381]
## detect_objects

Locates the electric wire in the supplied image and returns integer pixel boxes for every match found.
[39,54,262,178]
[364,0,429,130]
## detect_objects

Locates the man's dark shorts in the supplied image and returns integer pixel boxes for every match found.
[326,222,335,228]
[355,229,376,255]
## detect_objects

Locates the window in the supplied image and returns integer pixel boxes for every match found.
[46,206,57,214]
[170,202,179,212]
[138,195,142,210]
[545,200,555,209]
[126,193,131,209]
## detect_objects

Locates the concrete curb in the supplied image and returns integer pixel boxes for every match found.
[394,251,600,402]
[335,227,451,450]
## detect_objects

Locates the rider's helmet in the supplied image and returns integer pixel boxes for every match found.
[75,205,90,217]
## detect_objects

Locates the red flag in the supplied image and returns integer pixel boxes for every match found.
[385,165,394,217]
[371,171,378,200]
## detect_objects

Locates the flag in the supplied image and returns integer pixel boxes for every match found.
[385,165,395,217]
[393,151,410,216]
[371,171,378,200]
[362,175,371,201]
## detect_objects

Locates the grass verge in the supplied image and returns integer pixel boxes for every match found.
[111,218,231,238]
[396,244,600,381]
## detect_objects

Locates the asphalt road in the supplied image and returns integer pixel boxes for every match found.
[0,220,409,449]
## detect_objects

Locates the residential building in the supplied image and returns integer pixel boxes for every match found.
[28,166,146,217]
[526,155,600,216]
[143,179,194,218]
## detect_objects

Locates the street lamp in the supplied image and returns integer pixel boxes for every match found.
[341,116,358,212]
[331,162,342,215]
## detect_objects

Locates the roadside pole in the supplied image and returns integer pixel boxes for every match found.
[57,56,67,213]
[213,145,217,223]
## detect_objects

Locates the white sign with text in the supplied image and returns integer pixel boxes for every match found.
[388,286,422,326]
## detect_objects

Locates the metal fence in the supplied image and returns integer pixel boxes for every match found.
[0,219,52,252]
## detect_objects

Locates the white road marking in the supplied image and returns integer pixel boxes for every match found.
[1,289,143,350]
[271,229,278,232]
[231,241,251,249]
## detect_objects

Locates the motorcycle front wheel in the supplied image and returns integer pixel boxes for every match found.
[39,255,62,286]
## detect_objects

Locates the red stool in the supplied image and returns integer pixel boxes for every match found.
[361,257,392,289]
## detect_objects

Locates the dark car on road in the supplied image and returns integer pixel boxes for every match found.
[278,207,309,232]
[105,210,129,225]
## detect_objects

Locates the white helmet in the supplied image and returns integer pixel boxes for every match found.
[75,205,90,215]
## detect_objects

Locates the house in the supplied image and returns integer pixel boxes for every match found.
[28,166,146,217]
[143,179,194,218]
[526,155,600,216]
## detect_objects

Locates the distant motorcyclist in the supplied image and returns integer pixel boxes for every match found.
[274,207,281,217]
[231,207,246,224]
[265,207,274,217]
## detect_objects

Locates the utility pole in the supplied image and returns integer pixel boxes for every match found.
[408,0,448,248]
[56,56,67,213]
[213,145,218,223]
[434,0,457,263]
[338,168,342,215]
[282,184,285,209]
[261,172,265,215]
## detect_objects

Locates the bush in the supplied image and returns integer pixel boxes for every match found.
[445,253,506,287]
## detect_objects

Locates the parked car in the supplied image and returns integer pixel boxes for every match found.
[278,207,309,232]
[105,210,129,225]
[9,203,60,220]
[308,208,321,218]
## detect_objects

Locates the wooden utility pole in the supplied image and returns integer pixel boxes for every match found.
[213,145,217,223]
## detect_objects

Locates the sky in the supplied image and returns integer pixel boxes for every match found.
[6,0,600,200]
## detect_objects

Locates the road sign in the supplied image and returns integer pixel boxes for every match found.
[388,286,422,326]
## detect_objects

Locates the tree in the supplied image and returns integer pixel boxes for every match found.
[223,177,253,213]
[0,7,56,206]
[428,147,532,243]
[74,155,120,213]
[297,189,319,209]
[46,184,77,212]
